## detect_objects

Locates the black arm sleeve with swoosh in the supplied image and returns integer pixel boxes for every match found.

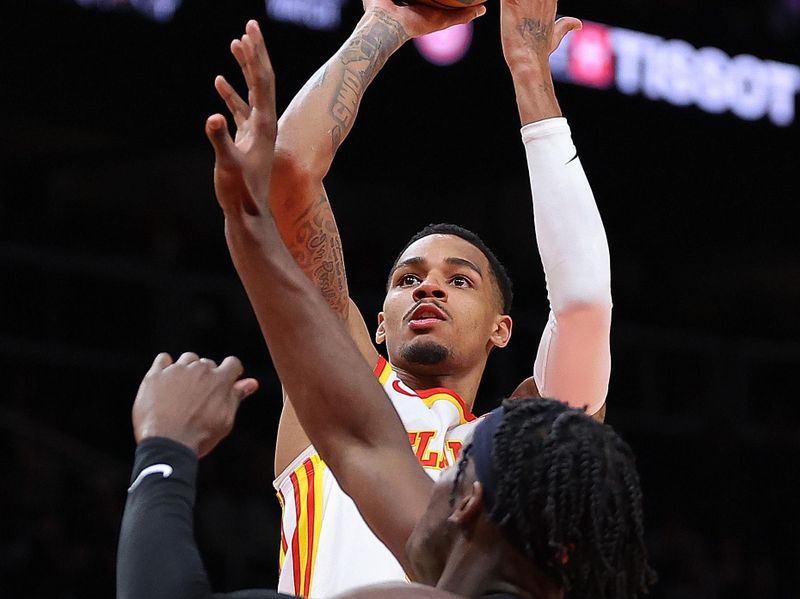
[117,437,292,599]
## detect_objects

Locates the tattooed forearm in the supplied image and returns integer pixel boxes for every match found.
[310,64,329,90]
[288,194,349,318]
[329,10,409,151]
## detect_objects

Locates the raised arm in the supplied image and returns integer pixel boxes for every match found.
[117,353,268,599]
[215,7,485,472]
[501,0,612,419]
[206,29,433,573]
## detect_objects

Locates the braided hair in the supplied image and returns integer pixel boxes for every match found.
[471,398,656,598]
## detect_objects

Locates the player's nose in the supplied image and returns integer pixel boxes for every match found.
[412,278,447,302]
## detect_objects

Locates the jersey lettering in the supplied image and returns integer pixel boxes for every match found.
[447,440,463,462]
[407,431,442,468]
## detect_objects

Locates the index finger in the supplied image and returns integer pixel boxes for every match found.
[217,355,245,383]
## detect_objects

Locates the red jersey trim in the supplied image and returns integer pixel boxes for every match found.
[372,357,477,423]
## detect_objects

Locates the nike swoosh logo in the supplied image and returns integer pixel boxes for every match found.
[128,463,174,493]
[566,150,579,165]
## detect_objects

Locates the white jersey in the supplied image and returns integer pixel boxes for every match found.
[274,356,482,597]
[274,117,611,597]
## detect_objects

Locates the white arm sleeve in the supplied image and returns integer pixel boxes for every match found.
[522,117,612,415]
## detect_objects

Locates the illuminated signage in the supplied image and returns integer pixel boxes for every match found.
[266,0,345,31]
[414,23,473,67]
[73,0,182,22]
[551,20,800,127]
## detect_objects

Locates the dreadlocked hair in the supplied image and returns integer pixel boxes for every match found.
[488,398,656,599]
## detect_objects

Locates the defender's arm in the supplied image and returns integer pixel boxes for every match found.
[207,34,434,571]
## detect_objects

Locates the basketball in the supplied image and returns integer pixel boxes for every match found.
[401,0,488,9]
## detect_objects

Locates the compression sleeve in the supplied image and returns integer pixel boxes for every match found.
[522,117,612,415]
[117,437,289,599]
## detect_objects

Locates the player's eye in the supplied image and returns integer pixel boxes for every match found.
[450,275,472,288]
[398,273,421,286]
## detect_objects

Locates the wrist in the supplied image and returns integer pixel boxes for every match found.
[137,428,202,457]
[509,64,562,124]
[360,8,410,50]
[508,58,552,84]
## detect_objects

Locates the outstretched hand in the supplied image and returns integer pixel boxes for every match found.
[132,352,259,458]
[366,0,486,39]
[500,0,582,71]
[206,20,277,218]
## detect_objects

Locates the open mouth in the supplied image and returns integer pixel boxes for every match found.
[407,303,448,330]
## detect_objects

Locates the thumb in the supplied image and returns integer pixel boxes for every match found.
[456,4,487,25]
[205,114,237,165]
[232,378,259,403]
[552,17,582,53]
[469,5,487,22]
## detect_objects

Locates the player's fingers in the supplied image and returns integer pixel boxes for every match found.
[217,355,245,383]
[552,17,582,52]
[176,352,200,366]
[205,114,237,164]
[246,20,274,78]
[215,75,251,128]
[232,377,259,403]
[231,39,247,71]
[147,352,173,375]
[240,24,274,114]
[429,4,486,27]
[198,357,218,369]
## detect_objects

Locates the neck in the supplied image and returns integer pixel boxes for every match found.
[435,534,504,599]
[391,360,486,409]
[436,529,564,599]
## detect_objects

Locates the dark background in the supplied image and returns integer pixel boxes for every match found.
[1,0,799,597]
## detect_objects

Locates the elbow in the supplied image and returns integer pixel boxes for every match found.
[273,141,327,186]
[551,280,612,323]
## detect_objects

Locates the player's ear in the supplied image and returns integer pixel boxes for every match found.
[448,481,484,527]
[375,312,386,345]
[489,314,512,349]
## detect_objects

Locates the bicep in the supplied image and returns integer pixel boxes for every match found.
[533,307,611,417]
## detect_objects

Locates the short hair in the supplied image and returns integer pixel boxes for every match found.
[388,223,513,314]
[458,398,656,598]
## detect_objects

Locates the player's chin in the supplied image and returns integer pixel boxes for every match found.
[399,338,451,366]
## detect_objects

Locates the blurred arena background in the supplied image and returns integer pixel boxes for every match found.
[1,0,799,596]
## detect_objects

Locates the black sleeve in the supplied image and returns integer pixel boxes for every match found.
[116,437,292,599]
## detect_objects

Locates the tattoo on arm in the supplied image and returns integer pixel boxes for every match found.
[518,18,550,49]
[329,10,409,151]
[310,64,329,90]
[288,194,349,318]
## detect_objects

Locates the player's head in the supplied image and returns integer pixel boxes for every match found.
[406,398,656,598]
[377,224,514,372]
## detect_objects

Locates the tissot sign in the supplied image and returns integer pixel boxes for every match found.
[551,21,800,127]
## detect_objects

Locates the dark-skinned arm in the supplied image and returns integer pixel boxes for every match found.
[205,27,433,575]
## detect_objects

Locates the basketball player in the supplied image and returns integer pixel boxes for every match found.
[212,0,611,594]
[118,39,653,593]
[118,354,653,599]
